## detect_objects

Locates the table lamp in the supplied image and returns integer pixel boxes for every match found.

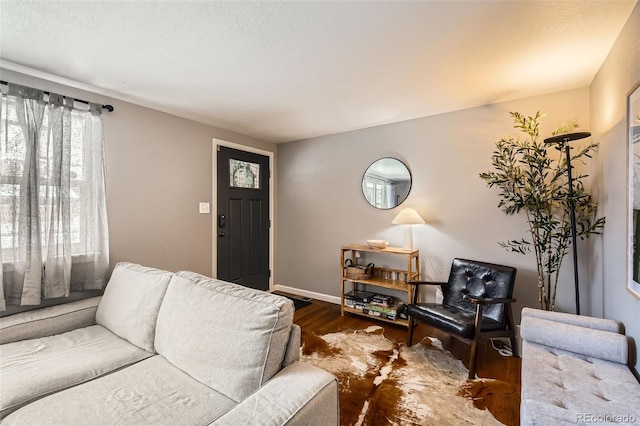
[391,207,425,250]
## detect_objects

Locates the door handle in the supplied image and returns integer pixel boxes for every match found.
[218,231,225,237]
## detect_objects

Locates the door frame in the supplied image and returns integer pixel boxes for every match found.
[212,138,275,290]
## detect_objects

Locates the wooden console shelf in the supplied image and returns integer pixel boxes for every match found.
[340,244,419,328]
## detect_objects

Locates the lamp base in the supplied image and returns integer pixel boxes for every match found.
[403,225,413,250]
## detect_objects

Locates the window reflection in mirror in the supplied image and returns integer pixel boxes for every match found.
[362,158,412,209]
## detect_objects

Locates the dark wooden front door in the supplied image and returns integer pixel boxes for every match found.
[217,146,270,290]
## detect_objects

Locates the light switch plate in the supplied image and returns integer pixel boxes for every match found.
[199,202,210,214]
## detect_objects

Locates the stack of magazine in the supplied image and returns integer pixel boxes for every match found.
[344,290,407,321]
[344,290,375,310]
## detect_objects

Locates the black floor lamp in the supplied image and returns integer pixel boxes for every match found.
[544,131,591,315]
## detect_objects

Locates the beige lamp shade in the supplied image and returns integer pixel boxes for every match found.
[391,208,425,225]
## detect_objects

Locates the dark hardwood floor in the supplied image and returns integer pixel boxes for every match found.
[293,298,521,426]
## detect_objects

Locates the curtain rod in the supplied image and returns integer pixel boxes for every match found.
[0,80,114,112]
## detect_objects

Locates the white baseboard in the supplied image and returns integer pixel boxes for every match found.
[273,284,341,305]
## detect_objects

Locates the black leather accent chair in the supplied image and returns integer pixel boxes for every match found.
[404,258,517,379]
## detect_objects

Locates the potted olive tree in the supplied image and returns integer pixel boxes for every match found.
[480,112,605,311]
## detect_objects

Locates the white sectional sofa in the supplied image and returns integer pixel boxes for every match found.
[520,308,640,426]
[0,262,339,425]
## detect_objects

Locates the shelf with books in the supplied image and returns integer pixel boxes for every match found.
[340,244,419,328]
[343,306,410,327]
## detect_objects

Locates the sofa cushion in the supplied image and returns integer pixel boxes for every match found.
[0,325,153,419]
[521,307,623,334]
[3,356,236,426]
[521,341,640,424]
[96,262,172,352]
[521,399,589,426]
[213,361,339,426]
[154,271,294,402]
[521,316,629,364]
[282,324,301,368]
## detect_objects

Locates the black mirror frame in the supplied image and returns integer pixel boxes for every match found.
[361,157,412,210]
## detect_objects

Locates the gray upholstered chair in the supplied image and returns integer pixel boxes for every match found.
[404,258,517,379]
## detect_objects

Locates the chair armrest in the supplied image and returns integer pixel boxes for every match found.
[407,282,447,304]
[463,294,516,305]
[212,361,339,426]
[0,297,101,344]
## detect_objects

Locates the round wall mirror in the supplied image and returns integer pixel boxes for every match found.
[361,158,412,209]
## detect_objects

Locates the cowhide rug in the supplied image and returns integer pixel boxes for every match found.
[300,326,515,426]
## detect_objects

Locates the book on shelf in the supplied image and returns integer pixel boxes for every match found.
[344,299,366,310]
[364,301,405,315]
[370,293,395,307]
[362,308,398,321]
[344,290,410,321]
[344,290,376,303]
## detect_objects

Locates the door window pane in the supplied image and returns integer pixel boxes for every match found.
[229,159,260,189]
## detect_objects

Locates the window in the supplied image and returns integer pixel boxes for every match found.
[229,158,260,189]
[0,84,109,310]
[0,101,90,260]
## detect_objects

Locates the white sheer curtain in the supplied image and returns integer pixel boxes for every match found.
[0,83,109,310]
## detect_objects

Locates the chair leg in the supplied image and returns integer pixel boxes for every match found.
[468,340,478,380]
[407,317,415,346]
[505,303,518,358]
[468,305,484,380]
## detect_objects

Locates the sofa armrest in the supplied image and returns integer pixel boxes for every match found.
[521,315,629,364]
[212,361,338,426]
[282,324,301,368]
[0,297,101,344]
[521,307,623,333]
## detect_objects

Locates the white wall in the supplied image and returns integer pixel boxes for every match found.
[276,87,591,323]
[590,3,640,373]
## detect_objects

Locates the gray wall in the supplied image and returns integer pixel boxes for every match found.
[589,3,640,373]
[0,68,275,277]
[276,87,591,324]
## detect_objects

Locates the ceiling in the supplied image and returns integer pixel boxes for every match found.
[0,1,636,144]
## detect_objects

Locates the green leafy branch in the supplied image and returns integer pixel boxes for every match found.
[480,112,605,310]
